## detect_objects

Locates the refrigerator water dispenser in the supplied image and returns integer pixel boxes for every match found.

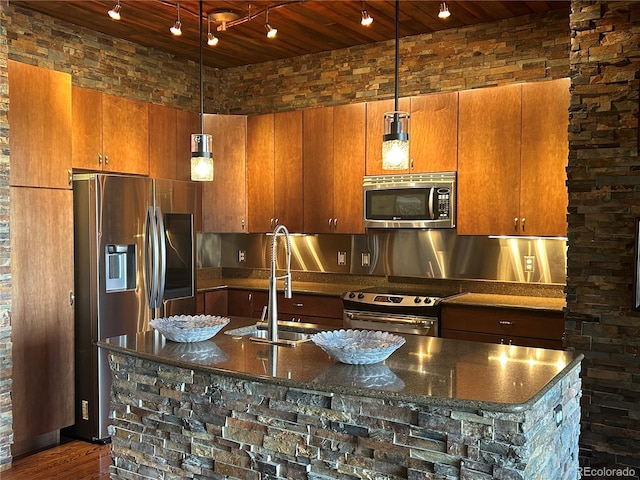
[105,244,136,292]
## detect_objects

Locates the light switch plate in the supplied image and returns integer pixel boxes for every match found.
[238,250,246,262]
[337,251,347,265]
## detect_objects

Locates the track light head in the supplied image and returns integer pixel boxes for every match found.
[265,23,278,39]
[438,2,451,19]
[361,9,373,26]
[207,32,219,46]
[170,2,182,35]
[108,1,121,20]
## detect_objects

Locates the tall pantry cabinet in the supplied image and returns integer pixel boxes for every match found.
[7,60,75,456]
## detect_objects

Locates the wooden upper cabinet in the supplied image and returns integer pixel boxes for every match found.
[149,104,177,180]
[457,84,522,236]
[303,107,335,233]
[521,78,570,237]
[409,92,458,173]
[365,97,411,175]
[8,61,72,189]
[245,111,304,233]
[247,113,276,233]
[457,80,570,237]
[333,103,366,233]
[72,86,149,175]
[274,111,304,232]
[202,114,247,232]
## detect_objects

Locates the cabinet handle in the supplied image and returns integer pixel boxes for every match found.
[98,154,102,165]
[69,291,75,306]
[248,292,253,303]
[241,218,245,230]
[333,218,338,230]
[105,155,109,165]
[293,303,304,308]
[68,169,73,186]
[275,218,279,226]
[514,217,518,232]
[521,217,526,232]
[328,218,333,228]
[499,320,514,327]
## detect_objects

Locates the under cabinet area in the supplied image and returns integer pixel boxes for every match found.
[72,86,149,175]
[441,302,565,349]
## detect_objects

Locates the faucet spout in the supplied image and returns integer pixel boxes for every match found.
[267,225,292,343]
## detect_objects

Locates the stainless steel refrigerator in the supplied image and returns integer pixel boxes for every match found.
[69,173,198,442]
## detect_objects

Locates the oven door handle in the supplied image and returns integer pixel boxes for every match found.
[345,311,435,327]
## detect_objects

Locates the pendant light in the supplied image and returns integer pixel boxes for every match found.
[191,0,214,181]
[382,0,409,171]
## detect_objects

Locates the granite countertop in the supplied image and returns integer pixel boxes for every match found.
[100,317,581,413]
[197,278,365,297]
[441,292,566,312]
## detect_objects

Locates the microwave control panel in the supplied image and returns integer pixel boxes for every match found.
[436,187,451,219]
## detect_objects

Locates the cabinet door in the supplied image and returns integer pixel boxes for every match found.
[102,93,149,175]
[247,114,275,232]
[202,114,247,232]
[521,79,570,237]
[303,107,334,233]
[149,104,177,180]
[409,92,458,173]
[457,84,522,235]
[333,103,365,233]
[204,290,229,316]
[72,86,104,171]
[9,61,72,188]
[176,110,201,181]
[274,111,304,232]
[10,187,75,443]
[365,97,411,175]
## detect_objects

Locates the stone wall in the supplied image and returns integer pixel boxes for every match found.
[0,2,12,473]
[108,352,582,480]
[566,0,640,472]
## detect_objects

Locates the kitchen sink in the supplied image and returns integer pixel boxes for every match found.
[225,322,313,347]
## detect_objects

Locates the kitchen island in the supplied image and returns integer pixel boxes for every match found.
[99,318,582,480]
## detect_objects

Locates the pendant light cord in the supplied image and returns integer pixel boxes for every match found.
[199,0,204,135]
[393,0,399,114]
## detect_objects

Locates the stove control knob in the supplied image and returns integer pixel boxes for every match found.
[414,296,422,304]
[348,292,356,299]
[357,292,365,299]
[424,297,432,304]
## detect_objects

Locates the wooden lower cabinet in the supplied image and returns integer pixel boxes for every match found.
[440,303,564,349]
[10,187,75,453]
[203,290,228,316]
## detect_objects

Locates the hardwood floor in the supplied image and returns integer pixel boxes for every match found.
[1,439,111,479]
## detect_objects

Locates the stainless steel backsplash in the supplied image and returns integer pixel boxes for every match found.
[197,230,567,284]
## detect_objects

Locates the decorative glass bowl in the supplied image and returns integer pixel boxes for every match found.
[150,315,230,343]
[310,329,406,365]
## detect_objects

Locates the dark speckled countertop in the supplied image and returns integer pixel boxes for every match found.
[197,278,363,297]
[440,292,566,312]
[100,317,581,413]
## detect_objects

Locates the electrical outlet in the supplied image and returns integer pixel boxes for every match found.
[82,400,89,421]
[524,255,535,273]
[238,250,246,262]
[361,252,371,267]
[337,251,347,265]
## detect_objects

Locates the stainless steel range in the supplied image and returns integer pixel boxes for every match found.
[342,287,443,336]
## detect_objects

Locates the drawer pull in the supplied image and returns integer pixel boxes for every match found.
[293,303,304,308]
[499,320,514,326]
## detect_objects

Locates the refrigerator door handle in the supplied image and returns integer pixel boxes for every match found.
[144,206,160,309]
[155,207,167,311]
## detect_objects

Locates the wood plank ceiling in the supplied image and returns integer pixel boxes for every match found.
[12,0,570,69]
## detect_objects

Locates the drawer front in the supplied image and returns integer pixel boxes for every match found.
[276,294,343,319]
[441,304,564,341]
[441,329,563,349]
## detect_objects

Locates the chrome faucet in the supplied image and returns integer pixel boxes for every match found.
[267,224,292,343]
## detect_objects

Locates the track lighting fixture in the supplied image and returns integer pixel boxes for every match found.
[207,16,219,46]
[438,2,451,19]
[170,2,182,36]
[107,0,121,20]
[265,7,277,39]
[360,2,373,26]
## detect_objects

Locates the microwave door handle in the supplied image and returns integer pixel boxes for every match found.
[428,187,435,219]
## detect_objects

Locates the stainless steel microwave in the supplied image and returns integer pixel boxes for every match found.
[363,172,456,229]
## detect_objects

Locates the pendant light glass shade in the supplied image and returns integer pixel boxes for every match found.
[191,133,214,181]
[382,111,410,170]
